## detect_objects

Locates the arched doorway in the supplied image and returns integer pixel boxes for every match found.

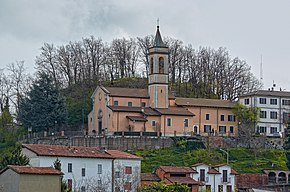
[278,172,286,184]
[98,110,103,135]
[268,172,276,184]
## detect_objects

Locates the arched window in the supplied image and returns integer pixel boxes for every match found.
[150,57,154,74]
[159,57,164,73]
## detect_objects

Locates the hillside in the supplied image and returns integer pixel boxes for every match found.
[134,145,288,173]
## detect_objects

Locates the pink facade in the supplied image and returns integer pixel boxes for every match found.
[88,26,238,137]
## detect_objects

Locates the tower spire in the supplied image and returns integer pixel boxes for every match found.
[154,19,165,47]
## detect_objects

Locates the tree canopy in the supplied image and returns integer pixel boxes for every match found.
[19,73,67,132]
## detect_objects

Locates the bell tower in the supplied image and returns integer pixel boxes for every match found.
[148,25,169,108]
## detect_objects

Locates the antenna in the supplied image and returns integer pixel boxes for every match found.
[157,18,160,27]
[260,55,263,88]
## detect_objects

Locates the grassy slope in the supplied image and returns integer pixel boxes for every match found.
[135,147,288,173]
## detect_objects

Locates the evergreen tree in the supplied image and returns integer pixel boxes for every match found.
[53,158,68,192]
[0,145,29,169]
[19,73,67,132]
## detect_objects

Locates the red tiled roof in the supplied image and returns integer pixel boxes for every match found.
[155,107,194,116]
[159,166,196,174]
[208,168,220,174]
[126,116,147,122]
[108,106,143,112]
[191,163,207,167]
[231,168,239,175]
[165,177,200,185]
[104,86,175,99]
[22,144,113,159]
[105,150,142,160]
[1,165,63,175]
[141,173,161,181]
[175,97,236,108]
[213,164,228,168]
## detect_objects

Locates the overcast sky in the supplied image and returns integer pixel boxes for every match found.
[1,0,290,90]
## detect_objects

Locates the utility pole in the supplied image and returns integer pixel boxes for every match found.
[219,148,229,165]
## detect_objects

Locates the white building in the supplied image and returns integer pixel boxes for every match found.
[239,90,290,137]
[22,144,141,192]
[191,163,237,192]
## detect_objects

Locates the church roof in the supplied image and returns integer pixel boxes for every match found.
[175,97,236,108]
[154,26,166,47]
[155,107,194,116]
[103,86,175,99]
[126,116,147,122]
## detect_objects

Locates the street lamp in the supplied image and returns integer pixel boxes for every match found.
[219,148,229,165]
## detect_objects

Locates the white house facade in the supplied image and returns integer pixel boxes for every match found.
[22,144,141,192]
[239,90,290,137]
[191,163,237,192]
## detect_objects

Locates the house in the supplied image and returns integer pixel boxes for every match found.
[22,144,141,192]
[88,25,238,137]
[239,90,290,137]
[141,165,201,192]
[0,165,62,192]
[191,163,238,192]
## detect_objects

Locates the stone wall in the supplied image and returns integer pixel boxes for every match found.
[24,136,174,150]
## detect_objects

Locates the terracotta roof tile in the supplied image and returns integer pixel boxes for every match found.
[22,144,113,159]
[175,98,236,108]
[231,168,239,175]
[155,107,194,116]
[208,168,220,174]
[191,163,207,167]
[165,177,200,185]
[103,86,175,99]
[126,116,147,122]
[108,106,143,112]
[105,150,142,160]
[141,173,161,181]
[159,166,196,174]
[213,164,228,168]
[5,165,62,175]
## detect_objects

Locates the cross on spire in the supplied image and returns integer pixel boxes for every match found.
[157,18,159,28]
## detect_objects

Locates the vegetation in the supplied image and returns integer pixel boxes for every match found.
[19,73,68,132]
[53,158,68,192]
[0,144,29,170]
[138,181,190,192]
[135,144,287,174]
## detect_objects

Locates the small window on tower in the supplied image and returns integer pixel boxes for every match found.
[159,57,164,73]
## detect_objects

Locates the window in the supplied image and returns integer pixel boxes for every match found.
[114,101,118,106]
[128,102,132,107]
[159,57,164,73]
[244,98,249,105]
[68,163,72,173]
[115,171,120,178]
[82,168,85,177]
[141,102,146,107]
[219,126,226,134]
[68,179,72,191]
[125,166,132,174]
[222,170,228,182]
[270,98,277,105]
[258,126,266,133]
[218,185,223,192]
[228,115,236,122]
[184,119,188,128]
[97,179,102,186]
[204,125,211,133]
[98,164,102,174]
[205,114,210,120]
[220,115,224,121]
[206,185,211,191]
[230,126,234,133]
[150,57,154,74]
[270,111,278,119]
[283,99,290,105]
[167,118,172,127]
[200,169,205,182]
[124,182,132,191]
[260,111,267,118]
[270,127,277,134]
[152,120,156,127]
[259,98,266,104]
[227,185,232,192]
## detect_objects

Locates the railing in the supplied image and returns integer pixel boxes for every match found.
[113,131,160,137]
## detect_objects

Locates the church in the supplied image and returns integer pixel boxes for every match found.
[88,26,237,137]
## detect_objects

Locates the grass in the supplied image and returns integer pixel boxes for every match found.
[134,146,288,173]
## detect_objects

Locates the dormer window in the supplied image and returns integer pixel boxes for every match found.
[159,57,164,73]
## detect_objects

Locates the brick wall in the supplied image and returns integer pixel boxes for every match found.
[236,173,268,189]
